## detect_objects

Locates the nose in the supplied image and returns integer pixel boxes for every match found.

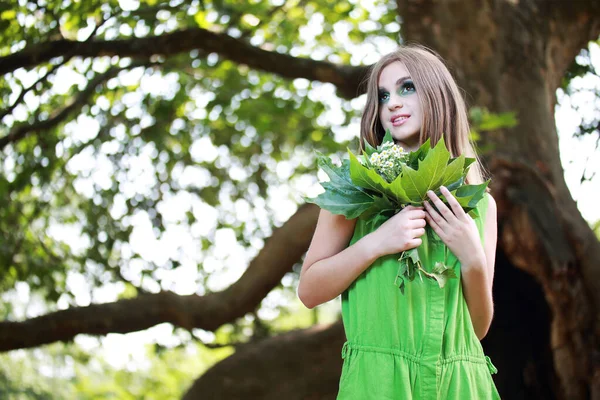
[387,93,403,110]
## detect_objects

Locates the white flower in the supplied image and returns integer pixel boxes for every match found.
[368,143,408,183]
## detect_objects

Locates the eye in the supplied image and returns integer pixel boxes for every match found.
[378,91,390,103]
[398,80,416,95]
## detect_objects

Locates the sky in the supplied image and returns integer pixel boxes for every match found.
[3,0,600,376]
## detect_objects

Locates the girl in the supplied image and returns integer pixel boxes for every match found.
[297,45,500,399]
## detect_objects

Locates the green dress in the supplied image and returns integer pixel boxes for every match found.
[337,193,500,399]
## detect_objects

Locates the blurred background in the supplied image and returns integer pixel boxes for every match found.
[0,0,599,399]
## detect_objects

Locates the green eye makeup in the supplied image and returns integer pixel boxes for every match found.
[378,91,390,104]
[397,80,416,96]
[378,80,416,104]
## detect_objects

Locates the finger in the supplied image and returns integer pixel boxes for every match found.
[426,190,455,222]
[409,238,422,248]
[408,210,427,220]
[423,200,448,229]
[400,205,414,215]
[425,212,442,237]
[410,218,426,229]
[440,186,465,219]
[413,227,426,237]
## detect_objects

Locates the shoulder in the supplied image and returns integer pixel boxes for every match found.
[485,192,497,216]
[317,208,358,231]
[483,192,497,236]
[302,209,358,271]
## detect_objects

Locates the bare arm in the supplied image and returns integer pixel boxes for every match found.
[460,194,497,340]
[297,209,379,309]
[424,189,497,340]
[298,206,426,309]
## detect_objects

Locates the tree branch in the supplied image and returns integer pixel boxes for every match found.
[0,63,145,151]
[395,0,498,104]
[0,13,109,122]
[0,56,71,121]
[183,320,345,400]
[540,0,600,23]
[394,0,600,103]
[0,27,369,99]
[0,203,319,352]
[543,3,600,92]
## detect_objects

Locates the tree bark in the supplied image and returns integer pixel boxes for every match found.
[395,1,600,398]
[0,204,319,352]
[0,27,368,99]
[183,321,345,400]
[189,1,600,399]
[3,1,599,399]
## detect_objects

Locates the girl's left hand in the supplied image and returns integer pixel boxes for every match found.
[423,186,486,270]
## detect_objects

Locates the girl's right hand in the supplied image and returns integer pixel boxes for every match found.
[369,205,427,257]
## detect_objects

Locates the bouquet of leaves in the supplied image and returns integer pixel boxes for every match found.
[305,130,489,293]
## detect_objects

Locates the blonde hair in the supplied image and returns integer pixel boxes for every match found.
[359,44,487,185]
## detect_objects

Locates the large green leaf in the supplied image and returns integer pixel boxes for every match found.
[360,194,396,220]
[440,155,466,187]
[406,138,431,169]
[400,138,450,202]
[441,181,490,210]
[304,152,375,219]
[314,151,354,187]
[348,150,397,200]
[389,174,414,205]
[362,139,378,158]
[463,157,476,171]
[362,129,393,163]
[443,176,465,193]
[381,129,395,145]
[305,183,375,219]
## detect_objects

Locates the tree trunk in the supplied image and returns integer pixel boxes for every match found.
[183,321,345,400]
[397,1,600,398]
[187,2,600,399]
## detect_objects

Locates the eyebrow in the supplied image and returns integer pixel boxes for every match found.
[378,76,412,91]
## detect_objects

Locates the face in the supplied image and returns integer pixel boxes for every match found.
[377,61,422,151]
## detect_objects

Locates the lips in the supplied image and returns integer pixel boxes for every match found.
[391,114,410,125]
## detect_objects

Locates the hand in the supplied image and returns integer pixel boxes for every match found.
[371,205,426,257]
[423,186,486,270]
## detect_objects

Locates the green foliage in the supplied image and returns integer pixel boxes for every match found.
[306,132,488,292]
[0,339,233,400]
[469,106,518,147]
[307,132,488,219]
[0,0,401,395]
[399,138,451,201]
[0,0,597,396]
[0,0,365,305]
[306,153,374,219]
